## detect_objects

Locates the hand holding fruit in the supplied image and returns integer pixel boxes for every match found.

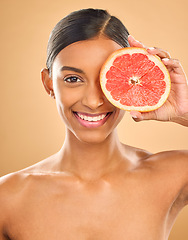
[128,35,188,126]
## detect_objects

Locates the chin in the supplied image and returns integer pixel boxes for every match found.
[67,125,115,144]
[73,129,114,145]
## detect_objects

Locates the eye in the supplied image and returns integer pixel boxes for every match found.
[64,76,83,83]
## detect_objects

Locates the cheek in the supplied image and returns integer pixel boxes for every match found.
[54,84,83,110]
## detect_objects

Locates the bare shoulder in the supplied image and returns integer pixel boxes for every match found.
[123,143,188,172]
[0,153,60,194]
[126,144,188,192]
[122,143,152,162]
[0,154,57,230]
[0,170,31,208]
[0,156,58,238]
[0,171,28,237]
[0,156,53,194]
[0,171,23,205]
[0,152,68,209]
[146,149,188,204]
[140,149,188,178]
[146,149,188,170]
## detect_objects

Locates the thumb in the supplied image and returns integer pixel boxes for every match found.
[130,111,157,122]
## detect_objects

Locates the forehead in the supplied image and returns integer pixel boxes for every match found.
[52,37,122,72]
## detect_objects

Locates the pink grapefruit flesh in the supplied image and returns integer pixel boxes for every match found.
[100,47,171,112]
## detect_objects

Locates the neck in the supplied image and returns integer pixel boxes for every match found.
[57,129,128,181]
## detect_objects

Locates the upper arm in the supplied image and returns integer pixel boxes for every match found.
[150,150,188,206]
[0,176,9,239]
[0,173,22,239]
[170,150,188,205]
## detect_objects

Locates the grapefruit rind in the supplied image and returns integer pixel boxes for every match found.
[100,47,171,112]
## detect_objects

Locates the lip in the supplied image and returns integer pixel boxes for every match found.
[73,111,113,128]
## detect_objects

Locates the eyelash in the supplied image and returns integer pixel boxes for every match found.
[64,76,83,83]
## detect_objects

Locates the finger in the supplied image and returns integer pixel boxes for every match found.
[147,47,171,59]
[162,58,185,73]
[162,58,181,69]
[130,111,157,122]
[128,35,147,48]
[130,111,143,121]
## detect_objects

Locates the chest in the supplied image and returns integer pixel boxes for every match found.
[7,178,173,240]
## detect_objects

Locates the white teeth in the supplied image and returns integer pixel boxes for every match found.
[80,114,84,119]
[77,113,108,122]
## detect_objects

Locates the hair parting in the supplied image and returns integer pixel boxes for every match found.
[46,8,130,73]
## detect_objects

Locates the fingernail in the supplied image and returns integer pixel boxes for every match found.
[128,35,140,43]
[147,47,155,51]
[128,35,135,40]
[162,58,170,61]
[132,115,138,119]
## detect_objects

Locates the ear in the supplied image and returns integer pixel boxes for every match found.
[41,68,55,99]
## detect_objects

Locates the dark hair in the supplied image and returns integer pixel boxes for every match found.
[46,8,130,72]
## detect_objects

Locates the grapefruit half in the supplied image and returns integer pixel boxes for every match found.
[100,47,171,112]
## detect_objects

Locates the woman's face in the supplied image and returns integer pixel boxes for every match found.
[51,36,125,143]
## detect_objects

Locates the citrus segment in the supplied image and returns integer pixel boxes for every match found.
[100,47,171,112]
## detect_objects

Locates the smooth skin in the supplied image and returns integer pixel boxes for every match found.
[0,35,188,240]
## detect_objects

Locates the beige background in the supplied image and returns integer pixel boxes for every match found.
[0,0,187,239]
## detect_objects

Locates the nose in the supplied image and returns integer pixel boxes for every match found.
[81,82,105,110]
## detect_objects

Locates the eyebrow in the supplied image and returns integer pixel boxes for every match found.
[60,66,85,74]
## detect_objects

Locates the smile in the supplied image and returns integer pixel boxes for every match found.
[77,112,107,122]
[73,111,112,128]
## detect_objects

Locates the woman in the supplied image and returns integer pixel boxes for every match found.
[0,8,188,240]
